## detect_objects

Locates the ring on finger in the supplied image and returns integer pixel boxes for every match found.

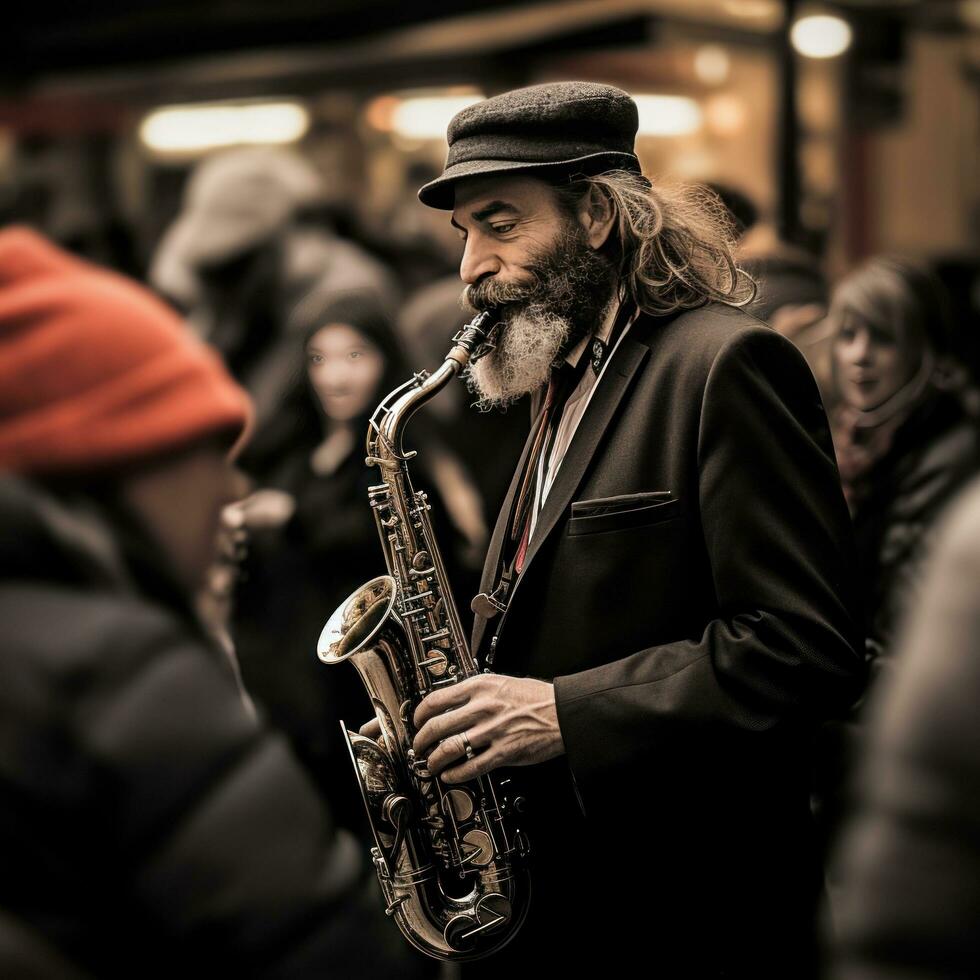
[460,730,476,760]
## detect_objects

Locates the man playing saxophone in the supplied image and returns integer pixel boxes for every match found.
[409,82,864,977]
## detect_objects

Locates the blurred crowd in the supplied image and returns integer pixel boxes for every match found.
[1,141,979,978]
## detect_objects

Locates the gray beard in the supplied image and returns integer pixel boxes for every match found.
[462,224,616,411]
[466,305,573,411]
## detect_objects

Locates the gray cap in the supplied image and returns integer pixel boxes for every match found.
[418,81,642,210]
[155,147,324,272]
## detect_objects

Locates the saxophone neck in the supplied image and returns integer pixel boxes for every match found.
[371,362,455,463]
[371,310,499,461]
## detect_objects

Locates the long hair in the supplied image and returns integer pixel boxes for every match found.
[827,255,972,427]
[241,290,411,479]
[553,170,755,316]
[828,255,953,358]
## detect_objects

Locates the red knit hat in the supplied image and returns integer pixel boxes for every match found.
[0,226,252,476]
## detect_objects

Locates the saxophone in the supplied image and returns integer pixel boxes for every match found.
[317,311,531,960]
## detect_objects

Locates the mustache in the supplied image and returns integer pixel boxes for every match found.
[463,273,541,314]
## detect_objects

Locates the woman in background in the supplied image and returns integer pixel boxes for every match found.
[231,289,485,834]
[831,256,978,661]
[816,256,979,869]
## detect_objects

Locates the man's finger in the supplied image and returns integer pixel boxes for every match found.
[440,746,501,784]
[413,676,479,729]
[425,728,491,777]
[413,700,484,757]
[424,732,469,777]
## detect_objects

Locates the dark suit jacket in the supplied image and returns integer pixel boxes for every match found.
[466,304,864,977]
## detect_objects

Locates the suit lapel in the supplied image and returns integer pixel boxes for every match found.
[472,316,658,658]
[517,334,650,578]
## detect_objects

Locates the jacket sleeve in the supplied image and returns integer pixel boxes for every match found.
[71,605,424,979]
[553,327,865,806]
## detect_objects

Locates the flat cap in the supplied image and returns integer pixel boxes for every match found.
[418,81,641,209]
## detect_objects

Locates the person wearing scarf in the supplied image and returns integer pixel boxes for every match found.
[830,256,979,659]
[816,255,979,875]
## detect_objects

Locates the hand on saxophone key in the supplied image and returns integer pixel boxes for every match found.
[412,675,565,783]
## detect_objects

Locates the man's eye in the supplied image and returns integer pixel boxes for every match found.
[492,223,516,234]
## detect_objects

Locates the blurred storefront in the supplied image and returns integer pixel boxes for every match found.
[4,1,979,352]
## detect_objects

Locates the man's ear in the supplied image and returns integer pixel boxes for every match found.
[578,185,616,250]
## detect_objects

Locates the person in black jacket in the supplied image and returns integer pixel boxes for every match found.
[0,226,423,979]
[831,255,979,662]
[395,82,863,977]
[816,256,979,877]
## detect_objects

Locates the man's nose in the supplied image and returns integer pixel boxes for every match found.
[459,235,500,285]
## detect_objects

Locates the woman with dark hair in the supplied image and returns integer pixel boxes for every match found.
[230,289,485,835]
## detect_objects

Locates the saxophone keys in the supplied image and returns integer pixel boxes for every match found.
[411,550,432,571]
[418,651,449,674]
[444,894,512,952]
[460,829,495,868]
[408,749,432,780]
[384,895,409,916]
[443,788,475,822]
[382,793,412,828]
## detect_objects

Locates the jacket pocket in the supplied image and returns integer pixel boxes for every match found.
[568,492,683,536]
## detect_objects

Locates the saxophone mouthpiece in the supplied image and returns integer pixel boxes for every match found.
[452,309,501,364]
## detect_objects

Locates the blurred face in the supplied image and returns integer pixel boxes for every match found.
[833,310,921,411]
[306,323,385,423]
[120,442,247,595]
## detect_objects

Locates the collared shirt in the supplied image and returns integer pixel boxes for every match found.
[528,299,637,540]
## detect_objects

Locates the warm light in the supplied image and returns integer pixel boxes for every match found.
[694,45,731,85]
[704,94,747,137]
[790,15,853,59]
[722,0,780,19]
[364,95,401,132]
[634,96,703,137]
[387,95,484,140]
[139,101,310,154]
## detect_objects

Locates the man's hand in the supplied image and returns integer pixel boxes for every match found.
[411,675,564,783]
